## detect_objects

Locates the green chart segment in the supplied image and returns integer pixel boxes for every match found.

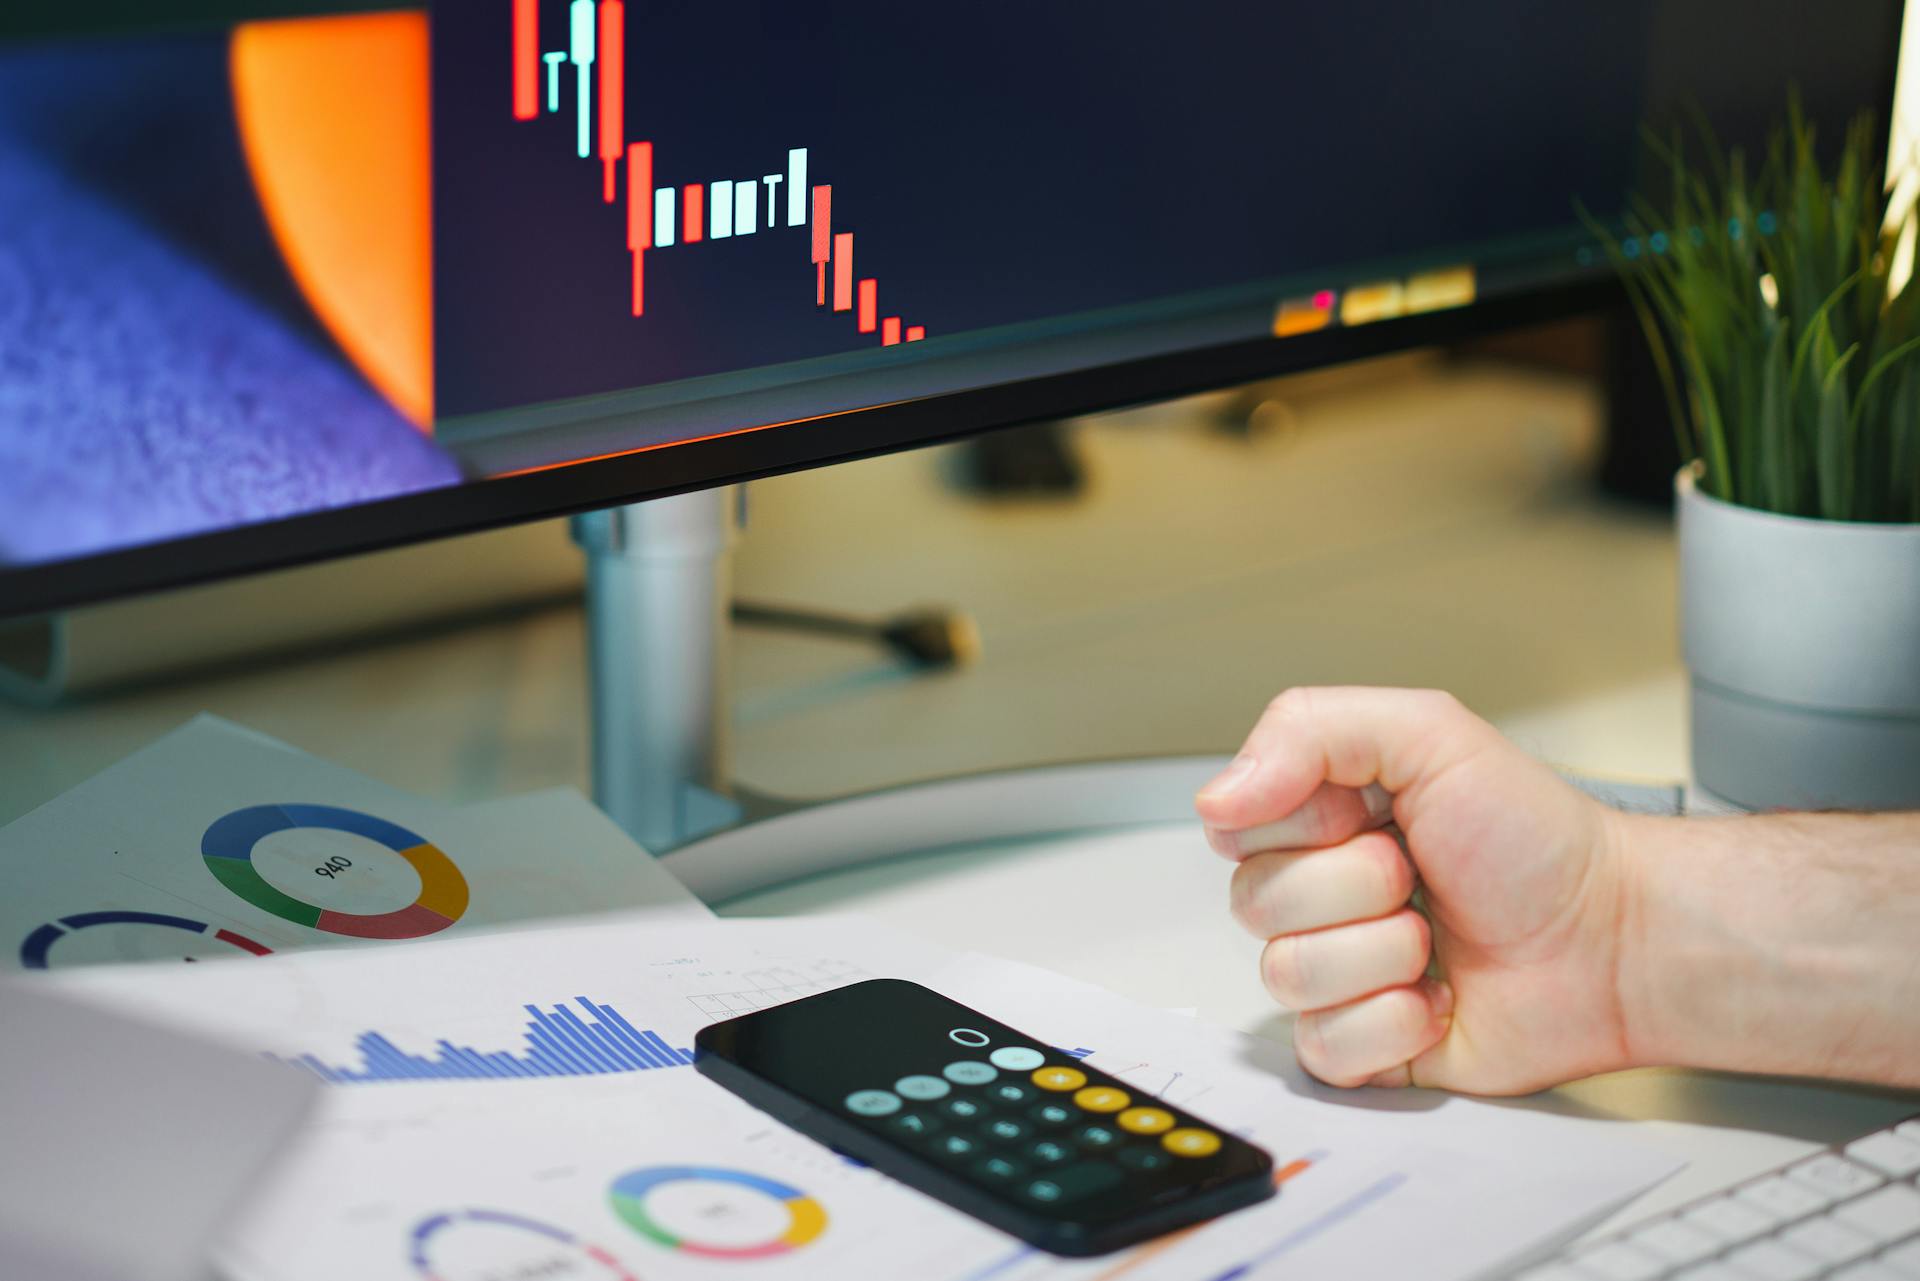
[201,804,469,940]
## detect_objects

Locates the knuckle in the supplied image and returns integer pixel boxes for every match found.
[1227,859,1265,934]
[1394,911,1433,978]
[1265,686,1314,722]
[1365,835,1413,906]
[1260,935,1310,1006]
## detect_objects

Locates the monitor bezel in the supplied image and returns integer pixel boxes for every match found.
[0,281,1620,620]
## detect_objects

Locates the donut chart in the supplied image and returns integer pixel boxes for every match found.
[201,804,468,940]
[408,1208,637,1281]
[18,910,272,970]
[609,1166,827,1259]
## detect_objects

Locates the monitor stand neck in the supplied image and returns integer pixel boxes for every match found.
[572,487,745,852]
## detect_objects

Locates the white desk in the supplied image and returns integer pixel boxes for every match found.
[2,357,1913,1245]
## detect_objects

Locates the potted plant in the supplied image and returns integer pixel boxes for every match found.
[1601,106,1920,810]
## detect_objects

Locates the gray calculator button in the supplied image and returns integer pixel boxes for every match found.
[896,1074,951,1101]
[944,1060,998,1086]
[845,1089,901,1117]
[990,1046,1046,1071]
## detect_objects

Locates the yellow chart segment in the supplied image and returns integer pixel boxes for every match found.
[399,842,470,919]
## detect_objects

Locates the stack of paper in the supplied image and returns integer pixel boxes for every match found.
[0,716,709,974]
[3,720,1680,1281]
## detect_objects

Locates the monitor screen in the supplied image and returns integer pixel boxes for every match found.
[0,1,1901,616]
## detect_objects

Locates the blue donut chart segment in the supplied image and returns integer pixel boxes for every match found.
[18,910,273,969]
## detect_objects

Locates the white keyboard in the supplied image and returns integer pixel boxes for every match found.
[1516,1117,1920,1281]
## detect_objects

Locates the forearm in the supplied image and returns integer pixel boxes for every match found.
[1617,810,1920,1086]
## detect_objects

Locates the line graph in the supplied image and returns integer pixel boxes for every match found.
[506,0,925,343]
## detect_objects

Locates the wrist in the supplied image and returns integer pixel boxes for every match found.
[1614,811,1920,1084]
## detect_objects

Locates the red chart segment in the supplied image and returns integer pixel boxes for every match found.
[511,0,538,120]
[317,901,459,941]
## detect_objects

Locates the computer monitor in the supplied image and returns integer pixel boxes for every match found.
[0,0,1901,619]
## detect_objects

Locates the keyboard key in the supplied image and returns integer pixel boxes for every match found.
[1630,1217,1724,1266]
[1831,1263,1909,1281]
[985,1118,1031,1143]
[1895,1121,1920,1147]
[1737,1176,1832,1221]
[1847,1133,1920,1180]
[1672,1266,1747,1281]
[1724,1238,1823,1280]
[1779,1215,1875,1265]
[1873,1244,1920,1281]
[1881,1239,1920,1278]
[1572,1240,1667,1281]
[1686,1196,1780,1243]
[1833,1185,1920,1243]
[1790,1154,1884,1200]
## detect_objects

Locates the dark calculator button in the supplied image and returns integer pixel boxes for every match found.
[941,1097,988,1121]
[1032,1162,1124,1205]
[1029,1103,1073,1127]
[1027,1139,1071,1166]
[1117,1146,1172,1173]
[1075,1124,1119,1150]
[889,1111,942,1138]
[1022,1177,1066,1204]
[991,1082,1035,1106]
[933,1133,981,1160]
[974,1155,1025,1182]
[985,1117,1030,1143]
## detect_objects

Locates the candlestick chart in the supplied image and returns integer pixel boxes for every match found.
[505,0,925,352]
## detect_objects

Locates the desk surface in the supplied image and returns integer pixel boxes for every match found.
[3,356,1913,1246]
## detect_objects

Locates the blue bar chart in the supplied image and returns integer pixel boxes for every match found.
[278,996,695,1084]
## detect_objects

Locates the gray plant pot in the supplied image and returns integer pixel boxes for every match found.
[1679,468,1920,811]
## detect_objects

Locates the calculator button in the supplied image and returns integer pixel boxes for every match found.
[990,1046,1046,1071]
[940,1097,987,1121]
[1163,1128,1223,1158]
[1032,1066,1087,1092]
[986,1118,1031,1143]
[933,1134,982,1161]
[949,1027,990,1047]
[845,1089,901,1117]
[896,1075,951,1101]
[975,1155,1025,1182]
[1027,1139,1072,1165]
[1030,1103,1074,1127]
[1119,1107,1174,1135]
[944,1061,998,1086]
[1072,1086,1130,1113]
[1118,1146,1172,1173]
[1075,1124,1119,1150]
[1020,1163,1123,1206]
[991,1083,1036,1106]
[889,1112,941,1138]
